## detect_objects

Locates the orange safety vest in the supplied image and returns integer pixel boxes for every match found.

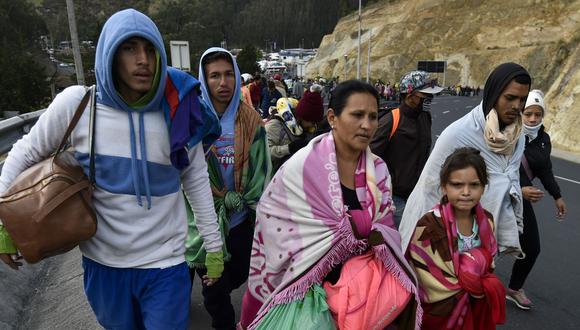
[389,108,400,139]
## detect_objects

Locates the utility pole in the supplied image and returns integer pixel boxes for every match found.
[357,0,362,80]
[366,30,371,83]
[443,60,447,87]
[66,0,85,85]
[343,54,348,80]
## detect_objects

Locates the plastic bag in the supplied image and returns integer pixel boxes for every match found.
[256,284,337,330]
[323,251,412,329]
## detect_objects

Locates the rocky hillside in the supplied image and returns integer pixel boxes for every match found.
[306,0,580,152]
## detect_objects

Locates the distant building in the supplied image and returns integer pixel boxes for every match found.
[59,41,72,50]
[261,48,317,78]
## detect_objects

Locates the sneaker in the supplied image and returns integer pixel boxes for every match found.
[506,288,533,310]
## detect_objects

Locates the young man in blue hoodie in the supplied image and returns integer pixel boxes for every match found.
[186,48,270,330]
[0,9,224,329]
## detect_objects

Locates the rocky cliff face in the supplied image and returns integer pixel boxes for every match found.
[306,0,580,152]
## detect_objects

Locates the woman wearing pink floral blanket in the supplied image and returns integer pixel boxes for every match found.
[240,80,422,330]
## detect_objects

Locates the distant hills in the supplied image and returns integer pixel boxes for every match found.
[30,0,381,70]
[306,0,580,153]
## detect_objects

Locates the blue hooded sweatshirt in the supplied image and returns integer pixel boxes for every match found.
[0,9,223,268]
[94,9,169,209]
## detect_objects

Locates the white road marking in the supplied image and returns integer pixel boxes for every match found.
[442,110,450,114]
[555,175,580,185]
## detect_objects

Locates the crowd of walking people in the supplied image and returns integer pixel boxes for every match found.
[0,8,569,330]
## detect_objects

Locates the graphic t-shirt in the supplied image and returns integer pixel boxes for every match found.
[214,133,247,229]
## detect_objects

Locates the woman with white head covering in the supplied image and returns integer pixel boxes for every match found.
[506,89,567,310]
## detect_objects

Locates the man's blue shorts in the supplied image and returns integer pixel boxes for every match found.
[82,257,191,330]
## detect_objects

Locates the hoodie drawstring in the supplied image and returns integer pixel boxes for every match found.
[139,112,152,209]
[127,111,152,209]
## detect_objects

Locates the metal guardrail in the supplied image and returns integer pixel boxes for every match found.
[0,109,46,167]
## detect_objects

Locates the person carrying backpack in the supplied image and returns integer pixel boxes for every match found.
[370,70,443,227]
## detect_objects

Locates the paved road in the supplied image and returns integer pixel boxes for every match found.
[0,96,578,329]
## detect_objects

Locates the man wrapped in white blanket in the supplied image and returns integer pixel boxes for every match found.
[399,63,532,255]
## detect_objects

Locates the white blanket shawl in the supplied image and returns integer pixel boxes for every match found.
[399,103,524,254]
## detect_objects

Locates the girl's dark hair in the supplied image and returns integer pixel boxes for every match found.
[328,80,380,116]
[202,51,233,68]
[440,147,488,187]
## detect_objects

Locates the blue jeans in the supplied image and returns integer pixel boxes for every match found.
[392,195,407,228]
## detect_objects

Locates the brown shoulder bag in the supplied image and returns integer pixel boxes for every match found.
[0,86,97,263]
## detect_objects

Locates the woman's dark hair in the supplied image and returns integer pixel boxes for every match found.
[201,51,233,68]
[328,80,380,116]
[440,147,488,187]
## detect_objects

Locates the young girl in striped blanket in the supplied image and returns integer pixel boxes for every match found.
[406,147,506,329]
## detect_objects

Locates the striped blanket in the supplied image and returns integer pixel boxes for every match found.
[241,132,422,329]
[407,203,505,329]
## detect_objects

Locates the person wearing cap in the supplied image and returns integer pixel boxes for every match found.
[260,80,283,119]
[399,63,532,258]
[241,73,254,107]
[265,86,324,173]
[506,89,567,310]
[370,70,443,226]
[264,97,302,173]
[297,84,325,137]
[272,73,288,97]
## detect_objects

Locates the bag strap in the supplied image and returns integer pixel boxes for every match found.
[54,86,97,185]
[521,154,534,181]
[389,108,400,139]
[55,86,95,155]
[276,117,299,142]
[88,86,97,185]
[32,180,90,221]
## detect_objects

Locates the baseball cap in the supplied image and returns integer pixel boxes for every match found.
[399,70,443,94]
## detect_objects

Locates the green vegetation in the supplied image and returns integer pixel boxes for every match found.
[0,0,50,114]
[236,45,262,74]
[32,0,378,72]
[4,0,381,113]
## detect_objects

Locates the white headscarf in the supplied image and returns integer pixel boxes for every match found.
[523,89,545,141]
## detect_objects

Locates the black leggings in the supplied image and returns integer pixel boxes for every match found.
[189,220,254,330]
[509,200,541,290]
